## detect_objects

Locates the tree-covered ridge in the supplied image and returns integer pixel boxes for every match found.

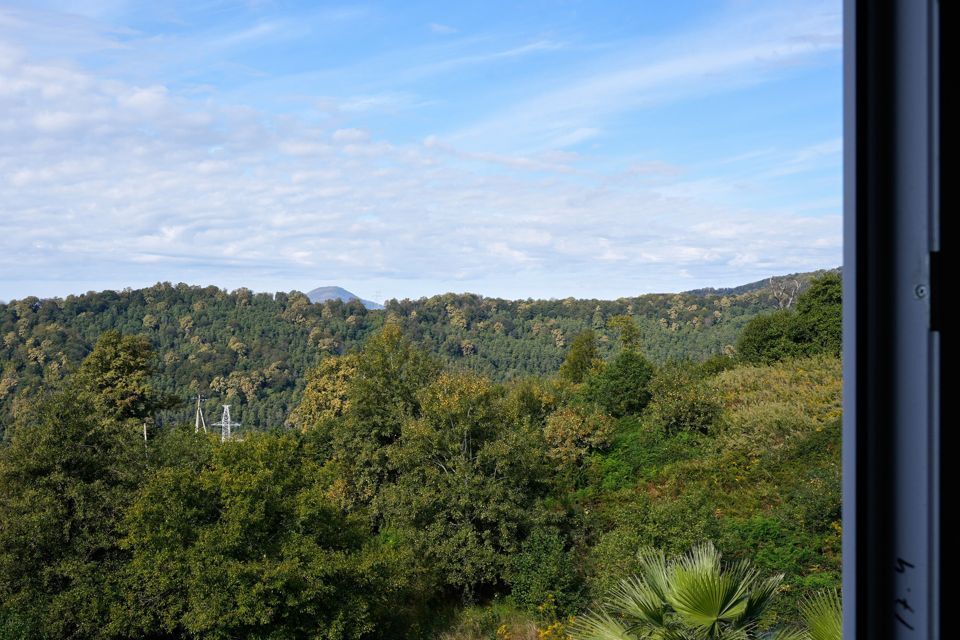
[0,269,837,435]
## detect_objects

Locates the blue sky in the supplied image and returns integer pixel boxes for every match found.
[0,0,841,302]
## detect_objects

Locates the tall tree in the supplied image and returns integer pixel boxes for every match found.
[736,310,798,364]
[0,332,173,638]
[75,330,174,422]
[608,315,643,352]
[288,353,359,434]
[584,350,655,417]
[737,274,842,364]
[792,273,842,358]
[559,331,601,384]
[321,324,439,510]
[381,372,547,600]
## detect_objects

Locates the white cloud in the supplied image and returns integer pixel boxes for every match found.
[278,140,333,156]
[486,242,536,265]
[770,138,843,176]
[331,128,370,143]
[429,22,457,35]
[395,39,567,84]
[332,92,427,114]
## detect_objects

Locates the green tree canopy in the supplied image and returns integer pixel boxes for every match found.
[317,324,440,511]
[118,431,409,640]
[736,310,799,364]
[585,350,655,417]
[792,273,842,358]
[0,387,146,639]
[75,330,174,422]
[381,372,548,600]
[645,362,722,435]
[736,274,842,364]
[608,315,643,352]
[559,330,601,384]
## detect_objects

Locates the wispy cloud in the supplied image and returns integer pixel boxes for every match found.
[446,2,840,152]
[429,22,457,34]
[392,38,567,85]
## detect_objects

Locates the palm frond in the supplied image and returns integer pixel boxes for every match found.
[568,610,638,640]
[799,590,842,640]
[667,568,750,633]
[676,541,721,576]
[636,546,670,601]
[591,542,791,640]
[607,576,667,627]
[666,545,755,634]
[763,628,809,640]
[723,558,761,590]
[735,573,784,628]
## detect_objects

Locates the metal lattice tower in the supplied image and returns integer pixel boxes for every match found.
[194,394,208,433]
[212,404,241,442]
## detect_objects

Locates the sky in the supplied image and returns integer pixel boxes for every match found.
[0,0,842,303]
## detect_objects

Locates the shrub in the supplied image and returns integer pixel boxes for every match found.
[584,351,655,418]
[507,529,583,615]
[736,310,798,364]
[544,406,615,467]
[644,363,722,435]
[585,527,644,599]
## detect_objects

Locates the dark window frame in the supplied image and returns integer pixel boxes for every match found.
[843,1,941,638]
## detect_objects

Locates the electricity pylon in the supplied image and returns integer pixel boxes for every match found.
[212,404,241,442]
[194,394,208,433]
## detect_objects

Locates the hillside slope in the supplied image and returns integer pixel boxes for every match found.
[0,270,836,433]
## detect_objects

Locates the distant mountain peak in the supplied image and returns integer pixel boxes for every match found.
[306,285,384,310]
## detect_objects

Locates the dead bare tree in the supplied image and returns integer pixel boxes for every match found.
[770,277,802,309]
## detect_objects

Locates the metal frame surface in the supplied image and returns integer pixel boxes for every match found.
[843,1,940,638]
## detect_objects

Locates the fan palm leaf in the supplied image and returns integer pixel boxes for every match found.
[570,542,795,640]
[606,575,668,626]
[735,574,784,629]
[666,544,756,635]
[636,547,671,602]
[666,569,750,636]
[799,590,842,640]
[569,610,643,640]
[764,629,809,640]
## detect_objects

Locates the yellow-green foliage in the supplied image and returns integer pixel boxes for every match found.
[437,603,540,640]
[700,355,841,515]
[544,406,614,467]
[584,356,842,622]
[435,601,574,640]
[716,355,842,442]
[288,353,358,431]
[639,356,841,511]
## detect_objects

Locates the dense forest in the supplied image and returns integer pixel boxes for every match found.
[0,269,836,437]
[0,273,842,639]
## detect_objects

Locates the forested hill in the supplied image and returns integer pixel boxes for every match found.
[0,269,835,432]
